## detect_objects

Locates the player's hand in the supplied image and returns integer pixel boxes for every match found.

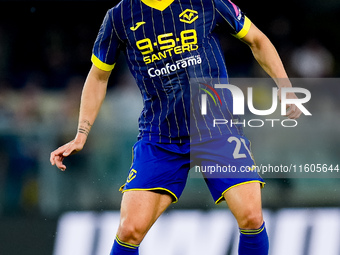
[278,88,302,120]
[50,134,86,171]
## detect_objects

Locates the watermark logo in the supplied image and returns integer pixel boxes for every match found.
[200,83,222,115]
[200,83,312,128]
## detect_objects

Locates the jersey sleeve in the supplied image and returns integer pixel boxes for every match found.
[214,0,251,39]
[91,9,121,71]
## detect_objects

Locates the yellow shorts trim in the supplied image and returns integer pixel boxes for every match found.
[91,54,115,71]
[234,16,251,39]
[215,180,265,205]
[120,187,179,203]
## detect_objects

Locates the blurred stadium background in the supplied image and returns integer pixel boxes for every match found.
[0,0,339,254]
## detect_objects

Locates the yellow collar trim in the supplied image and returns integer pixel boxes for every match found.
[141,0,175,11]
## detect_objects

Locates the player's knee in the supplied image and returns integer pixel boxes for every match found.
[117,219,146,244]
[238,210,263,229]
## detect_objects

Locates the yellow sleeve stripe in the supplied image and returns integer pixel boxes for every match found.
[91,54,115,71]
[234,16,251,39]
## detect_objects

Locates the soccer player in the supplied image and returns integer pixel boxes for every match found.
[50,0,302,254]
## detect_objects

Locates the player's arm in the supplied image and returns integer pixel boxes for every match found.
[240,23,302,119]
[50,65,111,171]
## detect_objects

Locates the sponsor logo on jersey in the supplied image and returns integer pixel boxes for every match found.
[143,43,198,64]
[130,21,146,31]
[148,55,202,77]
[179,9,198,24]
[137,29,199,64]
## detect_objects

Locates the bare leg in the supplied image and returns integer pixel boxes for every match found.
[224,182,268,255]
[223,182,263,229]
[116,190,173,245]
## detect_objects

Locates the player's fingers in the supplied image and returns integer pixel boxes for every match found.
[62,144,74,157]
[50,147,66,165]
[50,152,56,165]
[56,162,66,171]
[284,105,295,117]
[54,155,66,171]
[50,144,69,167]
[63,141,84,157]
[291,108,302,119]
[50,140,80,170]
[50,149,64,165]
[63,144,79,157]
[286,105,302,119]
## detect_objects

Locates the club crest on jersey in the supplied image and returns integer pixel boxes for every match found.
[127,169,137,183]
[179,9,198,24]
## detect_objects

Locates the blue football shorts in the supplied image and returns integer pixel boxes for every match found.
[120,135,264,204]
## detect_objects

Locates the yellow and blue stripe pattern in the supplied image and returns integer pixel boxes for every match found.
[92,0,251,143]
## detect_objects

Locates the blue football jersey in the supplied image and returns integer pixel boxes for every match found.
[92,0,251,143]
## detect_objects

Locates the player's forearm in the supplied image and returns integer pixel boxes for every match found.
[75,65,110,143]
[247,31,292,88]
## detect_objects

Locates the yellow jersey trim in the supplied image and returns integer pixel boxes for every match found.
[91,54,115,71]
[234,16,251,39]
[121,187,179,203]
[141,0,175,11]
[215,180,265,205]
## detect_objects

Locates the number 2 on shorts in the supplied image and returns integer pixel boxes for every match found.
[227,136,252,159]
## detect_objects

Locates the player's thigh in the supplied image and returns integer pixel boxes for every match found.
[223,182,263,229]
[117,190,172,243]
